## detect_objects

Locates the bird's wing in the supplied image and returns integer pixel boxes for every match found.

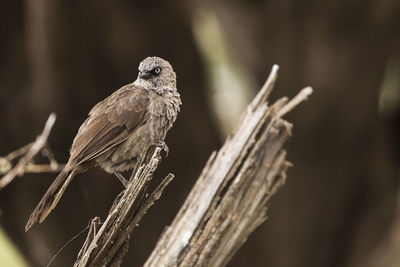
[69,84,150,166]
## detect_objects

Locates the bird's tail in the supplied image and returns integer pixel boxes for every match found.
[25,170,75,231]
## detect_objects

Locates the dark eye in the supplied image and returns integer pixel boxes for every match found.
[154,67,161,75]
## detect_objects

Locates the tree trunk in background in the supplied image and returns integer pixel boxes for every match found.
[26,0,59,125]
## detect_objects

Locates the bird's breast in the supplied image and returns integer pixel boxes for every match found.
[148,97,174,141]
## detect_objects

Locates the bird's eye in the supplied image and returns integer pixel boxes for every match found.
[154,67,161,74]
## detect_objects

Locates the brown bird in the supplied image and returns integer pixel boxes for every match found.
[25,56,181,231]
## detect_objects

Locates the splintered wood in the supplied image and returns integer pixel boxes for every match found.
[145,65,312,267]
[74,147,174,267]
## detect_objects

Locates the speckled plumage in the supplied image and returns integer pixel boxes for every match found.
[26,57,181,231]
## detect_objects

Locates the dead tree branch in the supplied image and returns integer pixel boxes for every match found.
[0,113,64,189]
[145,65,312,267]
[74,147,174,267]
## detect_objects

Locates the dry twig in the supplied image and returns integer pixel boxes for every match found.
[0,113,64,189]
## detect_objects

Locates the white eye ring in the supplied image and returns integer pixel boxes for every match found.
[155,67,161,74]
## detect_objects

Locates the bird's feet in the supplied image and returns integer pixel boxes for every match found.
[136,155,142,165]
[114,172,128,188]
[156,141,169,157]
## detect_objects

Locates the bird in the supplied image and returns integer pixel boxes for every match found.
[25,56,181,232]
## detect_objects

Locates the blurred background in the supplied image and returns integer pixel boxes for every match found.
[1,0,400,266]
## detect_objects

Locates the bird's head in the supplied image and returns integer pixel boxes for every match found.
[135,56,177,93]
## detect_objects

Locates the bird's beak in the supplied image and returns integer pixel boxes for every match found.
[139,71,152,80]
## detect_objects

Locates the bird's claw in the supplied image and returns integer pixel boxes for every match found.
[136,155,142,165]
[156,141,169,157]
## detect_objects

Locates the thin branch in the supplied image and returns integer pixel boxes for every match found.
[251,64,279,109]
[0,113,60,189]
[24,163,65,173]
[5,142,34,161]
[277,86,313,117]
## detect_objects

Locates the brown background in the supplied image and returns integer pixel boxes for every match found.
[0,0,399,266]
